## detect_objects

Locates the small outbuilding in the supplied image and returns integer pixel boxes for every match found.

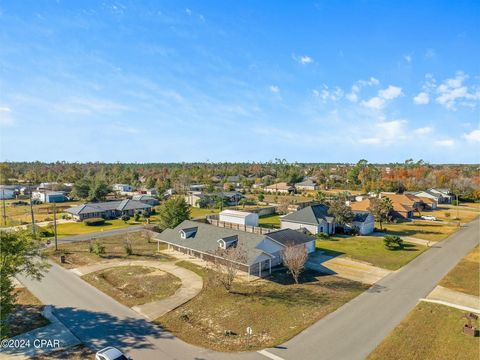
[219,209,259,227]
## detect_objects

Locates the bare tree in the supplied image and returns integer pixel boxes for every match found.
[277,197,291,214]
[212,243,247,292]
[282,244,308,284]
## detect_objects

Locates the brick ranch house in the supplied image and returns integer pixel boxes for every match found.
[155,220,315,277]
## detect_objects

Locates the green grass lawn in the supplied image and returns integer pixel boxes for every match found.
[156,264,368,351]
[440,245,479,297]
[368,302,479,360]
[189,207,220,218]
[258,214,281,228]
[52,219,139,237]
[46,231,172,269]
[380,220,460,241]
[82,265,182,307]
[317,235,427,270]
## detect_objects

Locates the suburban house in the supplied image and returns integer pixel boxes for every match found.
[381,193,423,212]
[295,179,319,191]
[66,199,152,221]
[409,189,452,204]
[346,211,375,235]
[264,182,295,194]
[219,209,259,227]
[155,220,315,277]
[281,204,336,235]
[131,194,160,206]
[112,184,134,193]
[415,195,438,209]
[351,197,414,219]
[185,191,243,208]
[32,190,68,203]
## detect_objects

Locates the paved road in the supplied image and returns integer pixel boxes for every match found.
[17,218,479,360]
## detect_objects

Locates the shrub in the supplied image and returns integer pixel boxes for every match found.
[84,218,105,226]
[350,227,360,236]
[121,215,130,223]
[134,213,141,222]
[452,200,459,206]
[384,235,403,250]
[317,232,330,239]
[92,241,105,256]
[444,212,451,218]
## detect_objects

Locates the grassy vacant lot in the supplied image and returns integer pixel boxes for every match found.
[52,219,139,237]
[380,220,459,241]
[427,205,479,223]
[317,235,427,270]
[46,231,172,269]
[1,200,82,227]
[258,214,281,228]
[189,207,220,218]
[440,245,479,297]
[157,262,367,351]
[368,302,479,360]
[8,288,50,337]
[32,345,95,360]
[82,266,181,307]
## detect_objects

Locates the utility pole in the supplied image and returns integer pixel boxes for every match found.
[53,202,58,251]
[29,185,36,236]
[2,188,6,226]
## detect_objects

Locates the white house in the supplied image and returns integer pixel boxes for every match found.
[295,179,318,191]
[32,190,68,203]
[112,184,134,193]
[264,182,295,194]
[348,211,374,235]
[219,209,259,227]
[281,204,336,235]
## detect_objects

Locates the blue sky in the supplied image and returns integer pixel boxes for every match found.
[0,0,479,163]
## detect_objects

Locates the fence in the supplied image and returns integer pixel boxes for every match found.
[206,216,272,235]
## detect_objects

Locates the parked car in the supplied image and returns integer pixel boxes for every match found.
[421,215,437,221]
[95,347,131,360]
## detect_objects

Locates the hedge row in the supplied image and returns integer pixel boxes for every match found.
[83,218,105,226]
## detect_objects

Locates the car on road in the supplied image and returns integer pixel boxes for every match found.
[95,347,131,360]
[421,215,437,221]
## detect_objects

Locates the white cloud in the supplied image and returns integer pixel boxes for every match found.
[413,92,429,105]
[378,85,403,100]
[293,54,313,65]
[185,8,192,15]
[464,129,480,142]
[0,106,14,126]
[435,71,479,110]
[312,85,343,102]
[361,85,402,109]
[403,54,412,63]
[376,119,406,139]
[54,97,129,115]
[359,137,381,144]
[414,126,433,135]
[346,77,379,103]
[269,85,280,93]
[434,139,455,147]
[361,97,385,109]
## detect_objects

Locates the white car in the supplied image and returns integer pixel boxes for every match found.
[95,347,131,360]
[421,215,437,221]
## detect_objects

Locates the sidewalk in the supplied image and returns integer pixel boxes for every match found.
[71,259,203,320]
[423,285,480,313]
[0,306,80,360]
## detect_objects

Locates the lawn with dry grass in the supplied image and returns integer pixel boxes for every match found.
[367,302,479,360]
[440,245,479,297]
[317,235,427,270]
[380,220,460,241]
[82,265,181,307]
[156,263,368,351]
[46,231,172,269]
[420,205,479,223]
[8,288,50,337]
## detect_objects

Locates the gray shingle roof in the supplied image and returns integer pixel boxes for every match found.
[281,204,334,225]
[66,200,151,215]
[265,228,314,246]
[352,211,370,222]
[155,220,270,265]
